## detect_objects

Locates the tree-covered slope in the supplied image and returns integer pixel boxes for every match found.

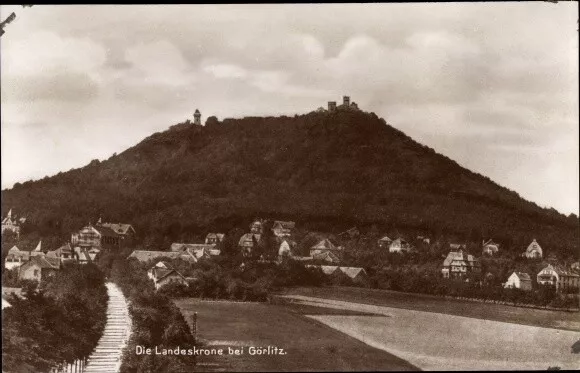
[2,110,578,256]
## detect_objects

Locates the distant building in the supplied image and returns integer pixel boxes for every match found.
[1,209,25,238]
[71,224,102,250]
[205,233,225,245]
[46,243,75,264]
[73,246,92,264]
[377,235,393,248]
[441,249,481,279]
[523,239,543,259]
[449,243,466,250]
[536,264,580,291]
[310,238,341,257]
[147,262,188,290]
[272,221,295,237]
[504,272,532,291]
[128,250,197,263]
[18,256,60,283]
[307,265,369,285]
[338,227,360,240]
[4,246,29,270]
[482,239,500,256]
[238,234,261,256]
[95,219,136,249]
[194,109,201,125]
[250,219,264,234]
[278,240,293,259]
[328,101,337,112]
[170,243,219,260]
[389,238,411,253]
[312,251,340,264]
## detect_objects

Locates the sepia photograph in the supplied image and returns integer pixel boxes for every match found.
[1,3,579,372]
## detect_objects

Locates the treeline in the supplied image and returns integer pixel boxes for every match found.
[368,267,578,309]
[1,263,108,373]
[2,110,578,259]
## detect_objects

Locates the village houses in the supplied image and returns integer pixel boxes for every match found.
[338,227,360,240]
[306,265,369,286]
[504,271,532,291]
[71,224,102,250]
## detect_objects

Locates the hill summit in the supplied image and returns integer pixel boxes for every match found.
[2,102,578,256]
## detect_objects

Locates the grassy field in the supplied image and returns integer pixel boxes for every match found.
[278,286,580,331]
[174,299,418,372]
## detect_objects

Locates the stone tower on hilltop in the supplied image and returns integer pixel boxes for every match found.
[194,109,201,125]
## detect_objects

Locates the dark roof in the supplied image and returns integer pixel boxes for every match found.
[23,255,60,270]
[515,272,532,281]
[273,221,296,229]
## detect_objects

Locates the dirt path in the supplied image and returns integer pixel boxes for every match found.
[84,282,132,373]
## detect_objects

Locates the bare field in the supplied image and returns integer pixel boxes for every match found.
[279,294,580,371]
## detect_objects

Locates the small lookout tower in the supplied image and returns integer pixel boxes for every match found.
[343,96,350,107]
[194,109,201,125]
[328,101,337,112]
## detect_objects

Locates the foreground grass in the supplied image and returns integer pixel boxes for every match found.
[174,299,418,372]
[278,286,580,331]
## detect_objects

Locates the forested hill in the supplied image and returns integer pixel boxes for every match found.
[2,109,578,256]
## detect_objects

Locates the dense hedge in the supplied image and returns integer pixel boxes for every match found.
[106,256,197,373]
[2,263,108,373]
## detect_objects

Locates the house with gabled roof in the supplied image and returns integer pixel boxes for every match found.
[389,238,411,253]
[310,238,340,256]
[306,265,368,285]
[205,233,225,245]
[250,219,265,234]
[482,239,500,256]
[441,249,480,279]
[377,235,393,248]
[4,246,29,270]
[338,227,360,240]
[537,264,580,291]
[46,243,75,263]
[238,233,261,256]
[95,218,136,249]
[312,250,340,264]
[272,221,295,237]
[504,271,532,291]
[147,262,188,290]
[523,239,543,259]
[278,239,295,260]
[127,249,195,263]
[71,224,102,249]
[2,209,25,238]
[18,256,60,283]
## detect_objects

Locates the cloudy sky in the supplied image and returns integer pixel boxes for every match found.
[1,3,578,214]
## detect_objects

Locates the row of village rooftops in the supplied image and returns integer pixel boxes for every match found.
[187,95,360,126]
[3,211,577,288]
